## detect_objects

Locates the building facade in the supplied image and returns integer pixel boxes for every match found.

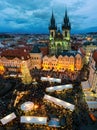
[88,50,97,93]
[0,48,32,84]
[30,45,42,69]
[42,52,82,72]
[49,10,71,55]
[83,41,97,63]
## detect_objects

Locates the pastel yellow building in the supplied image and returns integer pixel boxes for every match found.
[42,52,82,72]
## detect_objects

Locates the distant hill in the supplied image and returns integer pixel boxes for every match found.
[87,32,97,34]
[0,34,14,38]
[0,26,97,35]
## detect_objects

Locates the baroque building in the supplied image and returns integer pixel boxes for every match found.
[49,10,71,55]
[0,48,32,84]
[42,51,82,72]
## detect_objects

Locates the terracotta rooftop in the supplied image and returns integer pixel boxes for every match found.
[92,50,97,62]
[79,47,86,56]
[0,48,30,60]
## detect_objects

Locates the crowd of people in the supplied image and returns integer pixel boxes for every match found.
[0,66,96,130]
[31,68,81,83]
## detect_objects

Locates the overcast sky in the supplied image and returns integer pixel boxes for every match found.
[0,0,97,33]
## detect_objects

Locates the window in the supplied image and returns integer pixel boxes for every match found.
[66,58,68,61]
[51,32,53,37]
[21,57,24,60]
[77,58,80,61]
[65,31,67,37]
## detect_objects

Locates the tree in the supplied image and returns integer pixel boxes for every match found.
[20,61,32,84]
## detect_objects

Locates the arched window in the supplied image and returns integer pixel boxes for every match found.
[65,31,67,37]
[51,32,53,37]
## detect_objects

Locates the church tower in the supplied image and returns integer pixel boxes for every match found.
[49,8,71,55]
[62,9,71,41]
[49,11,57,40]
[62,9,71,51]
[49,11,57,55]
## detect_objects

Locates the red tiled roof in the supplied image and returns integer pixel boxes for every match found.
[40,47,49,56]
[79,47,86,56]
[0,48,30,60]
[92,50,97,62]
[16,45,32,52]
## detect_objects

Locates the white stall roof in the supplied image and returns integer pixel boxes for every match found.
[87,101,97,109]
[46,84,73,92]
[44,94,75,111]
[0,112,16,125]
[21,101,34,111]
[21,116,47,124]
[41,77,61,83]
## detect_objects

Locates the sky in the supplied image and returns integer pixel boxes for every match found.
[0,0,97,34]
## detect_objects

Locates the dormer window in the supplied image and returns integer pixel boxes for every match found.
[21,56,24,60]
[24,49,26,52]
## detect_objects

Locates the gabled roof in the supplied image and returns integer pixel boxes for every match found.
[92,50,97,63]
[61,51,78,57]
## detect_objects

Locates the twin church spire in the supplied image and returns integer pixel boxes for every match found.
[49,9,71,55]
[49,9,71,33]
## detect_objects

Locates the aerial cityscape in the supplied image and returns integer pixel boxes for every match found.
[0,0,97,130]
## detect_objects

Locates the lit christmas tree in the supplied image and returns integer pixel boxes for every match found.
[20,61,32,84]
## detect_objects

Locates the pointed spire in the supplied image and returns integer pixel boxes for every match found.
[62,8,71,30]
[49,10,57,30]
[64,8,69,23]
[51,10,55,25]
[65,8,67,18]
[51,10,54,19]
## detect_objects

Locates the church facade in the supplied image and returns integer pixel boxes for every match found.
[42,9,83,72]
[49,10,71,55]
